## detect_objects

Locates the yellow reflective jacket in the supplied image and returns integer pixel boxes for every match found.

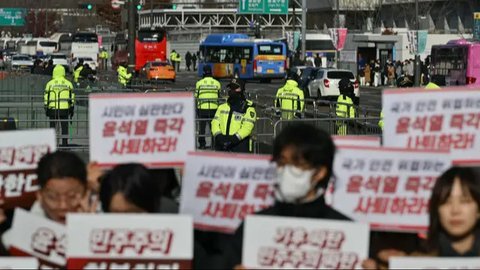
[336,95,355,118]
[195,77,221,110]
[275,80,305,119]
[425,82,441,89]
[73,65,84,83]
[44,65,74,110]
[117,66,132,86]
[211,100,256,140]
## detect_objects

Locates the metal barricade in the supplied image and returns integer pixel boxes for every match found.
[0,94,89,152]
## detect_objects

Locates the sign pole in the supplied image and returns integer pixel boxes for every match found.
[413,0,421,87]
[335,0,340,68]
[128,0,137,73]
[300,0,306,61]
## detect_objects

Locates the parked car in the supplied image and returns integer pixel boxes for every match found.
[48,53,70,72]
[306,68,359,104]
[10,54,33,71]
[140,60,176,82]
[71,56,97,71]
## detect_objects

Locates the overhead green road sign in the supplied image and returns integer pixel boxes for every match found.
[0,8,26,26]
[239,0,289,15]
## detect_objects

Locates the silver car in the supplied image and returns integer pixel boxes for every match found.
[306,68,359,102]
[10,54,33,71]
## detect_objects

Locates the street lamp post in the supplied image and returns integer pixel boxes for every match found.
[335,0,340,68]
[414,0,421,86]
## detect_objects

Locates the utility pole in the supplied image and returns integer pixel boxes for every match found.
[414,0,421,86]
[128,0,137,72]
[150,0,153,28]
[300,0,306,60]
[335,0,340,68]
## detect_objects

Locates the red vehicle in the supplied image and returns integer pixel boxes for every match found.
[135,28,167,72]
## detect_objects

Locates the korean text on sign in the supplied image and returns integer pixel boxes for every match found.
[180,152,276,234]
[331,146,451,232]
[89,93,195,167]
[9,208,66,268]
[243,215,370,269]
[383,88,480,163]
[67,213,193,269]
[0,129,55,208]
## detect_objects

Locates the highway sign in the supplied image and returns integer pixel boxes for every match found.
[0,8,25,26]
[239,0,288,15]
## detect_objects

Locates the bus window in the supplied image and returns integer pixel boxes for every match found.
[234,47,252,64]
[39,41,57,48]
[257,44,283,55]
[73,33,98,43]
[205,47,234,63]
[137,30,165,42]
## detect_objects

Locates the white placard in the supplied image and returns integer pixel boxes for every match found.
[243,215,370,269]
[389,257,480,269]
[89,92,195,167]
[331,146,451,232]
[180,152,276,233]
[9,208,66,268]
[333,135,381,147]
[383,88,480,164]
[0,129,56,208]
[67,213,193,269]
[0,257,38,269]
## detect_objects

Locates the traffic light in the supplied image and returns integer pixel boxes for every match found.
[136,4,142,10]
[172,4,177,10]
[78,3,93,10]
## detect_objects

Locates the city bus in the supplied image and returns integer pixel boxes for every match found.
[135,28,167,72]
[430,39,480,86]
[198,33,287,82]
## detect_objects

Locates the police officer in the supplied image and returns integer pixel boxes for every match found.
[44,65,75,146]
[275,72,304,119]
[99,48,109,71]
[117,62,132,87]
[195,65,221,149]
[170,50,179,72]
[73,59,84,86]
[336,78,356,135]
[211,79,256,153]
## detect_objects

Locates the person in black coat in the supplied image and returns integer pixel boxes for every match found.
[224,123,350,268]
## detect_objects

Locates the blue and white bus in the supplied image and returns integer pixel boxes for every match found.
[198,34,287,82]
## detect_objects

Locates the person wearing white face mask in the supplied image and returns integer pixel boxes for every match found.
[225,123,350,269]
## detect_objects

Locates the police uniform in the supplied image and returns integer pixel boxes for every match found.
[195,69,221,149]
[117,64,132,87]
[211,80,256,153]
[73,64,84,84]
[44,65,75,146]
[336,78,356,135]
[275,77,304,119]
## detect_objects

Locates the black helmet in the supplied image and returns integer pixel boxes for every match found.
[227,78,244,92]
[338,78,354,96]
[203,65,212,76]
[287,71,299,82]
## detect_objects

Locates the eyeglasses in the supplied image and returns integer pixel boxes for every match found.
[41,189,85,207]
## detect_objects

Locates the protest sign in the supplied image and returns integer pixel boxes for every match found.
[383,88,480,163]
[67,213,193,269]
[243,215,369,269]
[89,92,195,168]
[332,135,381,147]
[9,208,66,268]
[390,257,480,269]
[0,257,38,269]
[180,152,276,234]
[0,129,55,209]
[331,146,451,232]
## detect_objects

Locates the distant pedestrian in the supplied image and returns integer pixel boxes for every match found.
[185,51,192,71]
[314,53,322,68]
[192,53,198,71]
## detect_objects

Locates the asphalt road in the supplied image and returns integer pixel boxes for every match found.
[126,70,384,115]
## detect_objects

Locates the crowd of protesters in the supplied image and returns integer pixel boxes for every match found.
[0,122,478,269]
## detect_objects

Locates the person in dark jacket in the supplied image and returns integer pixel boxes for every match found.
[225,122,350,268]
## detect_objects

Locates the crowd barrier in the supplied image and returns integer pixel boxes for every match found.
[1,86,383,156]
